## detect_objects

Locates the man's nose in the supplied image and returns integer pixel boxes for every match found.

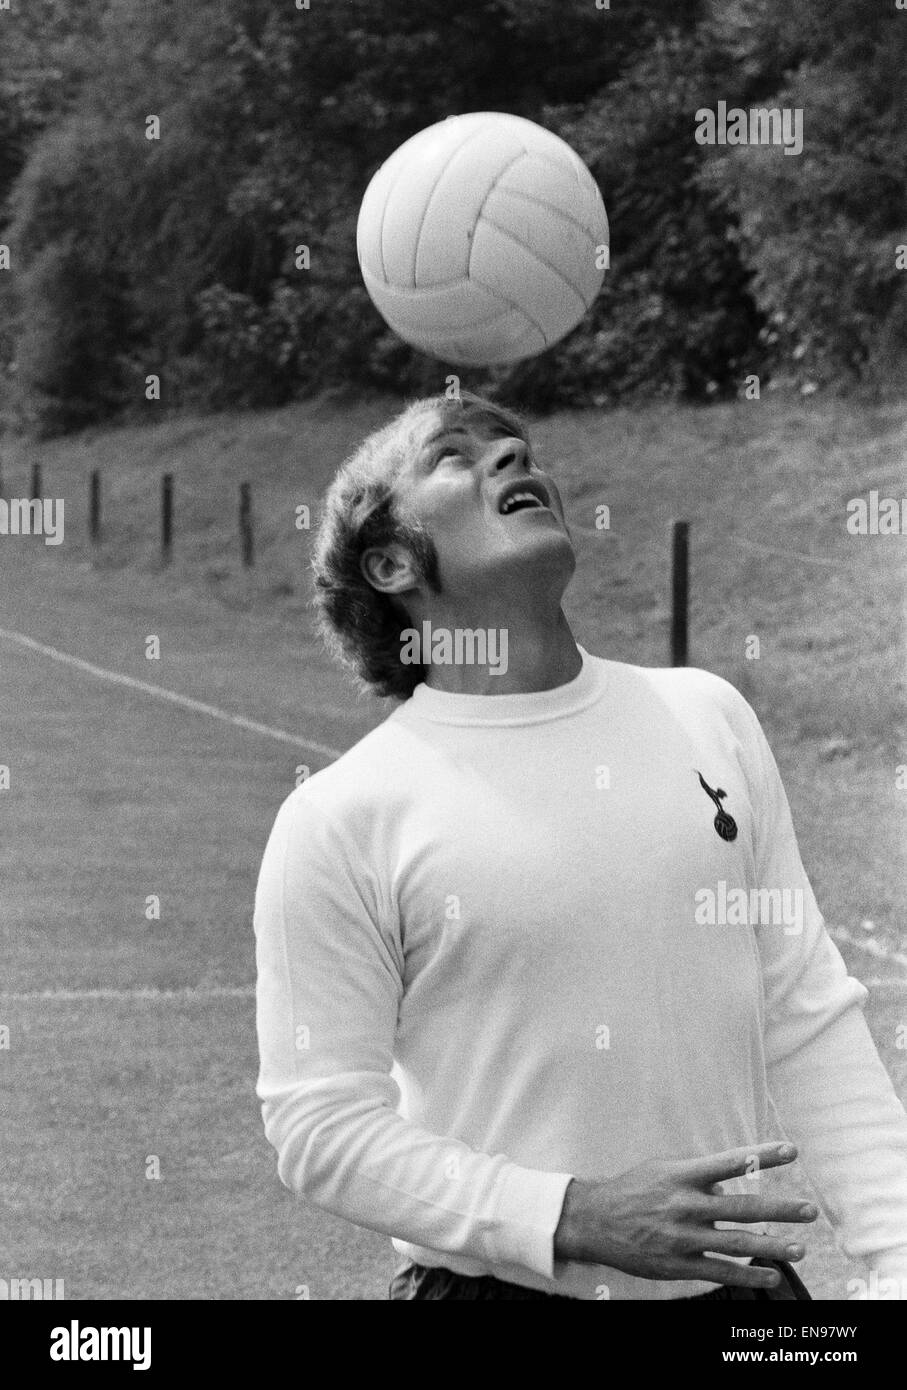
[484,436,529,475]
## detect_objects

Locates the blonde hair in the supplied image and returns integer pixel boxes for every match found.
[311,391,528,700]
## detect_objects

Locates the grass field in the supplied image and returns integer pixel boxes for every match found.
[0,389,905,1298]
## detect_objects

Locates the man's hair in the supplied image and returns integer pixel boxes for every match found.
[311,391,529,701]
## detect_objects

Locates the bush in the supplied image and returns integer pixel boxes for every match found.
[496,36,766,407]
[697,0,907,389]
[2,0,904,432]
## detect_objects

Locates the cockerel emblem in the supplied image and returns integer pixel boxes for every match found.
[695,770,738,842]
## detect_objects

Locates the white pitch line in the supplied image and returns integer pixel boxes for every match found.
[3,982,904,1002]
[3,971,905,1003]
[0,625,344,760]
[0,986,255,1001]
[2,981,902,1002]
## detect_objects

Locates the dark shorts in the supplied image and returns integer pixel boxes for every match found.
[388,1257,812,1301]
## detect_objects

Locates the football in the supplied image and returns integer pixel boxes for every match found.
[356,111,609,367]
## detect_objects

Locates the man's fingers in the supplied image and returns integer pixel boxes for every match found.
[680,1256,783,1290]
[702,1229,806,1262]
[686,1142,798,1185]
[706,1194,818,1225]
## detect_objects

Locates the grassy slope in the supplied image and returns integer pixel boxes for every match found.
[4,389,905,950]
[0,389,905,1298]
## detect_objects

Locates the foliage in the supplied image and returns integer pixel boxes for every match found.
[0,0,901,433]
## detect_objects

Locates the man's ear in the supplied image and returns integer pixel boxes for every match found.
[360,542,419,596]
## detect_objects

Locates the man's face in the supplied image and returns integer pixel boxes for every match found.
[388,405,576,608]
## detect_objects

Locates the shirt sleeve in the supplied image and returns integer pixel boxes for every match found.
[253,785,573,1280]
[731,687,907,1291]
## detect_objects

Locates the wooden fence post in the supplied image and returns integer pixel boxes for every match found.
[90,470,101,542]
[161,472,173,563]
[670,519,689,667]
[239,482,253,567]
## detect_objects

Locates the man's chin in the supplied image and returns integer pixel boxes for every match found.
[505,531,577,588]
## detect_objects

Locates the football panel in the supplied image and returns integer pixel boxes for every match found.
[356,159,393,276]
[498,155,609,244]
[357,144,423,279]
[491,113,578,159]
[481,185,604,307]
[580,169,610,248]
[468,220,589,339]
[379,119,505,286]
[361,264,521,334]
[393,312,549,366]
[498,114,592,185]
[356,114,500,282]
[412,129,529,288]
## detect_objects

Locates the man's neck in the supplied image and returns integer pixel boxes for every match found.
[420,610,582,696]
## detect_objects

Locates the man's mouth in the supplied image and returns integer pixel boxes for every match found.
[496,480,552,517]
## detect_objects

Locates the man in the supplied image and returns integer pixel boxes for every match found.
[253,390,907,1300]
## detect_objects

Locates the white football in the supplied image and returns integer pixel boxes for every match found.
[356,111,609,367]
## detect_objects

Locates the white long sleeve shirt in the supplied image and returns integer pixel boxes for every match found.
[254,645,907,1298]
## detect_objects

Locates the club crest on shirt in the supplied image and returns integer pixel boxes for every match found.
[694,770,738,842]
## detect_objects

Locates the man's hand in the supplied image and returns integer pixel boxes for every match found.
[554,1141,818,1289]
